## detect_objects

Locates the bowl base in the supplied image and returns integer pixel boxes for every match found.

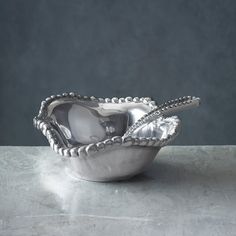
[65,166,142,182]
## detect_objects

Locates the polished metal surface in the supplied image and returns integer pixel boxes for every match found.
[33,93,200,181]
[47,99,151,146]
[1,146,236,236]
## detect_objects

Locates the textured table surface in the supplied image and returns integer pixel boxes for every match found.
[0,146,236,236]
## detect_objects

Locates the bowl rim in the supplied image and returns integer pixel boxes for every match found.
[33,92,181,158]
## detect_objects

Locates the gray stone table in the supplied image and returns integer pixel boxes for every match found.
[0,146,236,236]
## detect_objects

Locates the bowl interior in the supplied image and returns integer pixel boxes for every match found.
[46,98,152,147]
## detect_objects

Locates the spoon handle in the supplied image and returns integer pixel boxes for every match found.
[124,96,200,137]
[155,96,200,116]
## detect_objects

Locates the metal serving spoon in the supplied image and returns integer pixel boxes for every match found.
[124,96,200,137]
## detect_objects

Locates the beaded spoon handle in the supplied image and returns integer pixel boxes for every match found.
[123,96,200,137]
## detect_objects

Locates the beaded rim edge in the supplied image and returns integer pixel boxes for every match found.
[33,92,181,158]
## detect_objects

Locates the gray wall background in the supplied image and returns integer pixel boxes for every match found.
[0,0,235,145]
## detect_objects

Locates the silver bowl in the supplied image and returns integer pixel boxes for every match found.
[33,93,200,182]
